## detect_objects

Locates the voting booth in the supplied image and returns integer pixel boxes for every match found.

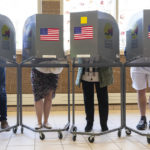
[124,10,150,144]
[70,11,123,143]
[21,14,70,140]
[0,14,19,134]
[22,14,64,60]
[70,11,119,62]
[0,14,16,62]
[125,10,150,61]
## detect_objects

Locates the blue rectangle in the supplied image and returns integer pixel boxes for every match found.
[74,27,81,34]
[40,28,48,35]
[148,26,150,32]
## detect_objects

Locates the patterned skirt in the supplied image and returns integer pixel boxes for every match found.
[31,68,58,101]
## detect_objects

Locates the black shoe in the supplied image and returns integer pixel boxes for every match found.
[149,121,150,129]
[101,124,108,132]
[136,119,147,130]
[101,126,108,132]
[85,122,93,132]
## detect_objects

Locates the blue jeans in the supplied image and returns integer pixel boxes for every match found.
[0,67,7,121]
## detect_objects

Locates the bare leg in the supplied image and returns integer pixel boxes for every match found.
[35,99,43,125]
[137,89,147,116]
[43,91,53,124]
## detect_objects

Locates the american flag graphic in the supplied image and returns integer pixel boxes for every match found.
[148,26,150,39]
[40,28,59,41]
[74,26,93,40]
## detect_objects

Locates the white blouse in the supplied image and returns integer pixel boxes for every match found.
[35,60,63,74]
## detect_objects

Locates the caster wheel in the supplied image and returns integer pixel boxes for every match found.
[58,132,63,139]
[73,135,76,141]
[88,136,94,143]
[39,133,45,140]
[13,128,17,134]
[118,130,121,137]
[73,127,77,132]
[125,129,131,136]
[147,137,150,144]
[21,127,24,134]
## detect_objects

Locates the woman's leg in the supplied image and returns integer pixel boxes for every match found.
[35,99,43,125]
[136,89,147,130]
[82,81,94,131]
[95,83,108,131]
[43,91,53,125]
[137,89,147,117]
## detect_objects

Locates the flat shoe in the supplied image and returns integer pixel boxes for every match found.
[35,124,42,130]
[43,123,52,129]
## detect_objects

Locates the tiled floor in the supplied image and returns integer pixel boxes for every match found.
[1,109,150,150]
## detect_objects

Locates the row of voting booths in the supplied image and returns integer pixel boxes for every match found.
[0,10,150,143]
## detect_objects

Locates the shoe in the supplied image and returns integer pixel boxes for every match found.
[85,122,93,132]
[43,123,52,129]
[35,123,42,130]
[101,122,109,132]
[101,126,108,132]
[136,119,147,130]
[1,120,10,131]
[149,121,150,129]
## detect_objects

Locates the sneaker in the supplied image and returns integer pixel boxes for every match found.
[1,120,10,131]
[136,119,147,130]
[85,122,93,132]
[35,124,42,130]
[43,123,52,129]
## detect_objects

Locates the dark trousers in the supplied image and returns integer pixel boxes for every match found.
[82,80,108,128]
[0,67,7,121]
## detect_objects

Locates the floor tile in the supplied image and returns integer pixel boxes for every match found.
[115,140,146,150]
[6,146,34,150]
[8,133,34,146]
[61,134,86,144]
[35,144,63,150]
[63,144,91,150]
[89,142,120,150]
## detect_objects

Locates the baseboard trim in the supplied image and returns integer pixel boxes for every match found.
[6,93,143,106]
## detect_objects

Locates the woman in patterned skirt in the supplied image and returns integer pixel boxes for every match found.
[31,62,63,130]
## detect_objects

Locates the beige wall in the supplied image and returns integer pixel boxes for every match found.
[6,54,136,94]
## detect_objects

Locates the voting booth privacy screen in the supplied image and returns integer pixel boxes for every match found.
[125,10,150,61]
[70,11,119,61]
[22,14,64,60]
[0,14,16,61]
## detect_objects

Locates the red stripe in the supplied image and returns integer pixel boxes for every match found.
[40,35,59,37]
[40,38,59,39]
[40,39,59,41]
[40,37,59,39]
[74,38,93,40]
